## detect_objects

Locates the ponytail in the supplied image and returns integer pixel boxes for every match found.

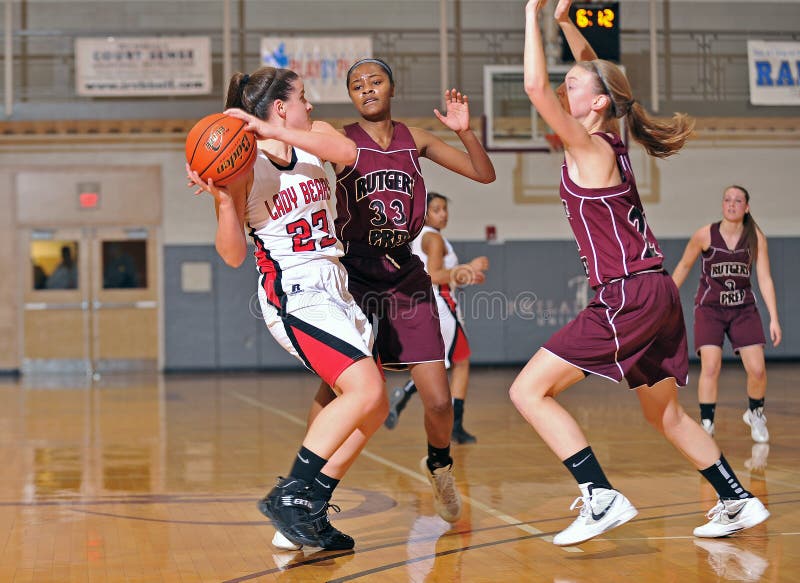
[728,185,759,264]
[583,60,696,159]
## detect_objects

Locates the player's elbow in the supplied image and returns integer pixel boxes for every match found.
[217,244,247,268]
[524,83,548,103]
[224,254,246,269]
[479,168,496,184]
[342,143,358,166]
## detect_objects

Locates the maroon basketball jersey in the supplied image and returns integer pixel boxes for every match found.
[335,122,426,249]
[695,221,755,307]
[560,132,664,288]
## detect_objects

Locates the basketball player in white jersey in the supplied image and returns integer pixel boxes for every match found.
[187,66,388,551]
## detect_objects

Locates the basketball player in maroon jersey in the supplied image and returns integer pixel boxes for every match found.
[672,185,781,447]
[307,58,494,528]
[510,0,769,546]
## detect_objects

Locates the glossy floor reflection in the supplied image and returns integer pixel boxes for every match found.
[0,364,798,582]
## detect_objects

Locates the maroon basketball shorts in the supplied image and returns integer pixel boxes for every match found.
[436,285,471,369]
[543,270,689,388]
[693,303,766,354]
[341,246,445,370]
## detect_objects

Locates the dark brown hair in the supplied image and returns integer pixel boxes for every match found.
[225,67,298,120]
[426,191,449,206]
[580,60,695,159]
[726,185,760,263]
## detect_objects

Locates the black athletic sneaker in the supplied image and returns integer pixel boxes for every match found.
[309,502,355,550]
[451,425,477,444]
[384,386,409,430]
[258,477,319,548]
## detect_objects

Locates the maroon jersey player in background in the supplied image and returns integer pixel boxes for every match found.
[509,0,769,547]
[672,185,781,448]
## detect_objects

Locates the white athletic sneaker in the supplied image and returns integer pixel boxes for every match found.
[744,443,770,473]
[420,456,463,523]
[552,483,638,546]
[693,539,769,582]
[693,497,770,538]
[742,408,769,443]
[701,419,715,437]
[272,530,303,551]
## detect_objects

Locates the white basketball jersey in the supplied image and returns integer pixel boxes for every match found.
[412,225,458,290]
[247,147,343,273]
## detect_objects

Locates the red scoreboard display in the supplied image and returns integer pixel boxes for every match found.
[560,2,620,63]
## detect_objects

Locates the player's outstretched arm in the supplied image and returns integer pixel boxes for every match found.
[555,0,598,62]
[225,109,357,166]
[410,89,495,184]
[671,225,710,289]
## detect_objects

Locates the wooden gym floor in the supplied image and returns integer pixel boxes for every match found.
[0,363,798,582]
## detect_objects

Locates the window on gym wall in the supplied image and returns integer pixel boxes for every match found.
[30,240,79,290]
[102,240,147,290]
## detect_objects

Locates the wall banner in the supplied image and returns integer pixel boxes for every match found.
[260,36,372,103]
[75,36,212,97]
[747,40,800,105]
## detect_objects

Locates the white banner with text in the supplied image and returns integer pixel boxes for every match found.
[75,36,212,97]
[747,40,800,105]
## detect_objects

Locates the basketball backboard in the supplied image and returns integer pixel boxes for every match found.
[482,64,571,152]
[482,63,626,153]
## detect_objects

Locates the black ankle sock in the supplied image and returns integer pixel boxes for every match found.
[700,403,716,422]
[563,446,613,490]
[748,397,764,411]
[426,443,452,471]
[453,398,465,427]
[311,472,340,502]
[699,454,752,500]
[289,446,327,484]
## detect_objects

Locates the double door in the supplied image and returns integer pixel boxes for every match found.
[22,226,159,375]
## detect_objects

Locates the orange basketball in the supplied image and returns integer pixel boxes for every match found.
[185,113,258,187]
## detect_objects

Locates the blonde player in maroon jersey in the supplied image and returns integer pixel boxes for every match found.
[510,0,769,546]
[672,185,781,449]
[187,66,388,551]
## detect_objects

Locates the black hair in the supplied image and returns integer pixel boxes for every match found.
[346,58,394,87]
[426,192,449,206]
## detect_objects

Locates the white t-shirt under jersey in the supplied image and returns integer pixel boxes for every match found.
[411,225,458,290]
[247,147,343,272]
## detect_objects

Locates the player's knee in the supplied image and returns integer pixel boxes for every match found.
[509,381,539,411]
[700,361,722,379]
[747,366,766,384]
[425,394,452,417]
[358,379,388,415]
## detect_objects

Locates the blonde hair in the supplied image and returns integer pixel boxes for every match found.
[579,60,695,159]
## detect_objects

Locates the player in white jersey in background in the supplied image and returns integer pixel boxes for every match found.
[386,192,489,444]
[187,66,388,551]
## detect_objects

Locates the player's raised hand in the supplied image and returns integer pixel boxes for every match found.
[433,89,471,133]
[527,0,548,17]
[554,0,573,22]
